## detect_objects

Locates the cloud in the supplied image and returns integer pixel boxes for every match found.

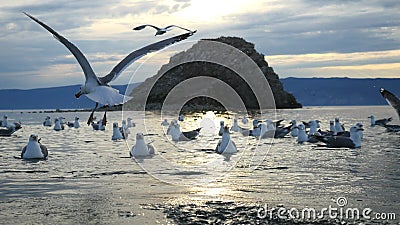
[0,0,399,89]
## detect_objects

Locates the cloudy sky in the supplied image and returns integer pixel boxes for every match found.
[0,0,399,89]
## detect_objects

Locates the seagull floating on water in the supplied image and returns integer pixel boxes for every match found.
[67,117,80,128]
[25,12,196,125]
[53,118,63,131]
[334,117,344,132]
[133,24,194,36]
[168,120,201,141]
[130,133,155,157]
[231,118,240,132]
[314,126,363,148]
[21,134,48,159]
[43,116,52,127]
[368,115,392,127]
[216,126,237,154]
[0,114,22,131]
[112,122,126,140]
[127,118,135,128]
[290,120,298,137]
[161,119,169,126]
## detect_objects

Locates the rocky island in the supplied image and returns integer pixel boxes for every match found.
[124,37,301,111]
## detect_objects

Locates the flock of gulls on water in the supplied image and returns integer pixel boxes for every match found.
[1,88,398,160]
[0,13,399,160]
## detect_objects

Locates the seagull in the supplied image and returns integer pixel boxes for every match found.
[53,118,63,131]
[24,12,196,125]
[380,88,400,119]
[290,119,298,137]
[230,118,240,132]
[169,121,201,141]
[121,120,130,135]
[133,24,194,36]
[161,119,169,126]
[296,123,319,143]
[21,134,48,159]
[130,133,155,157]
[218,121,225,136]
[0,114,22,130]
[43,116,52,127]
[216,126,237,154]
[112,122,124,140]
[314,126,363,148]
[67,116,80,128]
[368,115,392,127]
[127,118,135,128]
[334,117,344,132]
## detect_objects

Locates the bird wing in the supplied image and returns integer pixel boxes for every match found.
[99,31,196,84]
[24,13,100,85]
[380,88,400,119]
[165,25,193,32]
[21,146,27,158]
[132,24,161,31]
[40,144,48,158]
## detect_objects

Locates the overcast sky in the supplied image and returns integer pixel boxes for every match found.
[0,0,399,89]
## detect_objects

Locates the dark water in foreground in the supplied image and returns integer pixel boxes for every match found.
[0,106,399,224]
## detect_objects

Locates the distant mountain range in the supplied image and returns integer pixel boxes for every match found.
[0,78,399,110]
[280,78,400,106]
[0,84,139,110]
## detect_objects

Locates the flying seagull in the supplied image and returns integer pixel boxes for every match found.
[380,88,400,119]
[24,12,196,125]
[133,24,194,36]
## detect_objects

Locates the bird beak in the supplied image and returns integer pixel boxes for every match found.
[358,128,364,131]
[75,91,82,98]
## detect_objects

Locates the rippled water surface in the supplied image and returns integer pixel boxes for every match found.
[0,106,399,224]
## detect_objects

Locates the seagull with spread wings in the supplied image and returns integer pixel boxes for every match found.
[24,12,196,125]
[133,24,194,36]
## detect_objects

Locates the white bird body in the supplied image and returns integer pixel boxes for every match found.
[334,117,344,132]
[43,116,52,126]
[297,123,309,143]
[309,120,318,135]
[231,119,239,132]
[122,120,130,134]
[21,134,48,159]
[216,127,237,154]
[73,117,80,128]
[130,133,155,157]
[290,120,298,137]
[112,122,123,140]
[356,122,363,139]
[127,118,135,127]
[54,118,62,131]
[329,121,336,135]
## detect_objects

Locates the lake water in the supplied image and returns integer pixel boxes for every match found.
[0,106,399,224]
